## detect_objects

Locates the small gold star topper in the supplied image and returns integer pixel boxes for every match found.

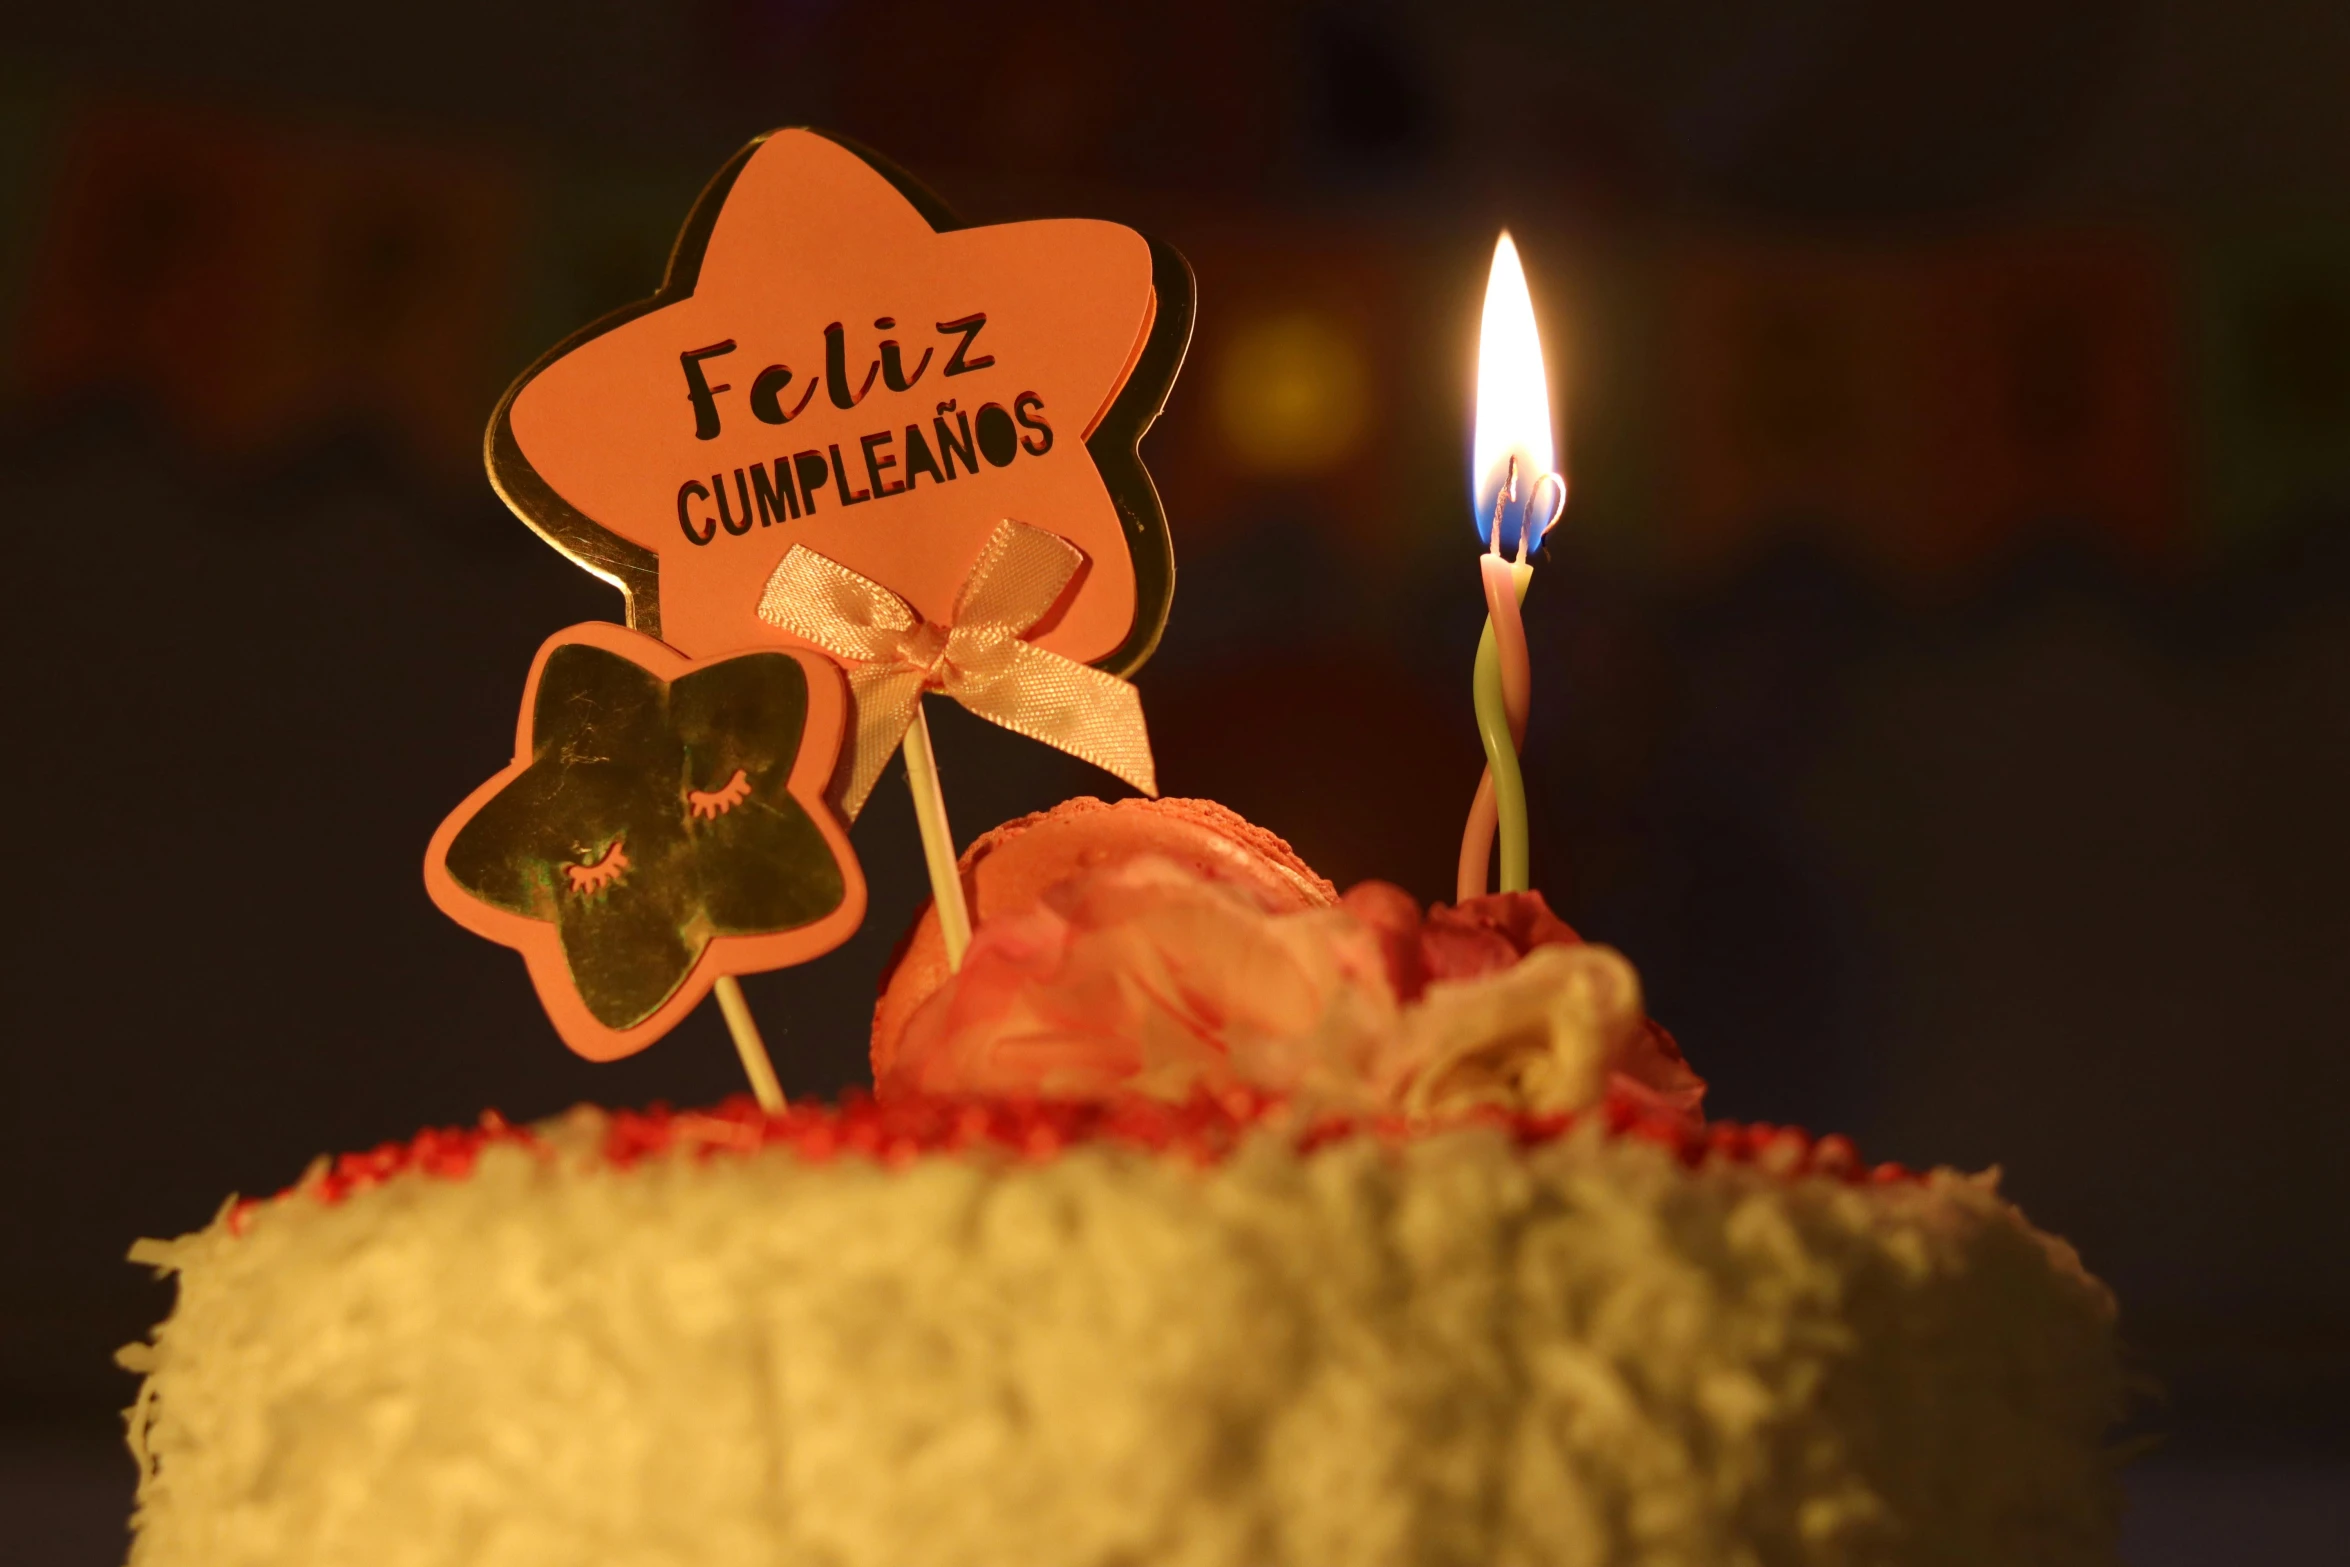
[425,624,865,1062]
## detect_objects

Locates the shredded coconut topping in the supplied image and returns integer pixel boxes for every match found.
[127,1097,2121,1567]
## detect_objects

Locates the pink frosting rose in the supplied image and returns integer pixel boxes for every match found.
[884,855,1705,1125]
[1338,880,1705,1121]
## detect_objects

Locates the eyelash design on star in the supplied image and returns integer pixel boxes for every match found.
[687,769,752,820]
[563,838,629,896]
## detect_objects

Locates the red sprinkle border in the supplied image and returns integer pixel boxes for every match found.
[230,1092,1918,1234]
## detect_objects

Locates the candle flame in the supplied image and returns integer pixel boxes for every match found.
[1471,231,1559,553]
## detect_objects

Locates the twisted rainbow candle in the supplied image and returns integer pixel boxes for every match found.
[1458,232,1564,898]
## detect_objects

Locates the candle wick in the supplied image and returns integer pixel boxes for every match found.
[1490,455,1517,561]
[1519,468,1562,566]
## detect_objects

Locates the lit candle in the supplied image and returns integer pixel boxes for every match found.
[1458,231,1565,900]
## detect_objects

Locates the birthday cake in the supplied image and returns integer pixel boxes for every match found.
[117,125,2122,1567]
[121,799,2124,1567]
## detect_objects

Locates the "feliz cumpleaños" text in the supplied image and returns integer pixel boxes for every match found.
[670,313,1053,547]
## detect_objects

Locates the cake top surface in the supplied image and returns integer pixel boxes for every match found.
[231,1088,1921,1234]
[250,795,1854,1230]
[254,799,1942,1232]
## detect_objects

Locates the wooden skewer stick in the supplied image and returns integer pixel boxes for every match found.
[714,975,785,1111]
[710,695,970,1105]
[901,697,973,970]
[710,698,969,1105]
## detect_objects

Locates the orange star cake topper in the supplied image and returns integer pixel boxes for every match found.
[490,128,1193,677]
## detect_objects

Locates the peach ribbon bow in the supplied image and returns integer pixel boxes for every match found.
[756,520,1158,818]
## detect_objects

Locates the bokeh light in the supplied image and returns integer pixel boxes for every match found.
[1210,309,1371,477]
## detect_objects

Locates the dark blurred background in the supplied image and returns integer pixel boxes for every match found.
[2,2,2345,1562]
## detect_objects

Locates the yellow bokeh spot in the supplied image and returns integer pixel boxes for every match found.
[1211,311,1371,476]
